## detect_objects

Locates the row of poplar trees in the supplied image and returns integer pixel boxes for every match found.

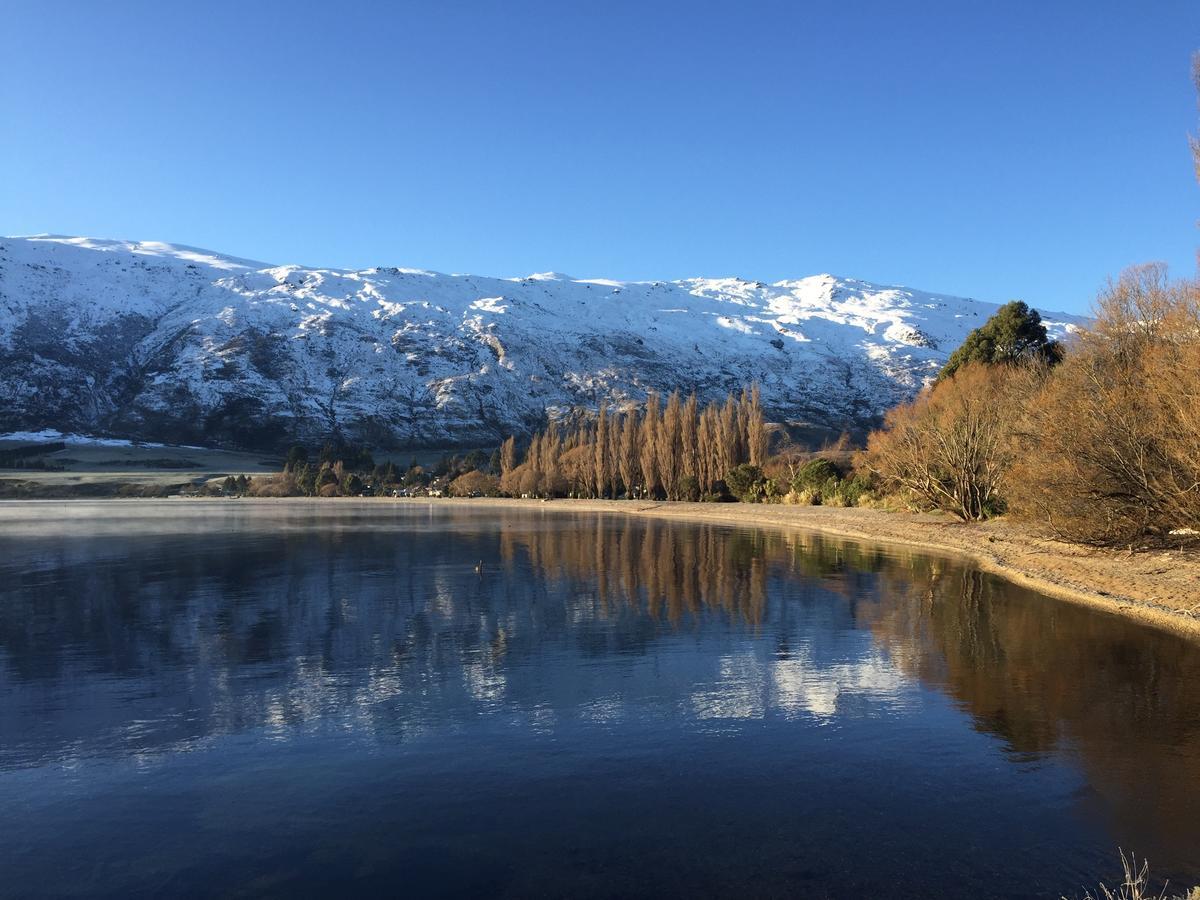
[497,386,769,500]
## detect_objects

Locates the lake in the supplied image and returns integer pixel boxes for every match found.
[1,501,1197,898]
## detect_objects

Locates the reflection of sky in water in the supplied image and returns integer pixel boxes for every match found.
[0,502,1198,898]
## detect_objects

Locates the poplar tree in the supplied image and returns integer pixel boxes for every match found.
[682,393,699,484]
[594,401,610,499]
[500,435,517,478]
[747,384,768,466]
[658,392,682,499]
[640,392,661,499]
[498,382,770,502]
[618,413,639,498]
[605,404,621,498]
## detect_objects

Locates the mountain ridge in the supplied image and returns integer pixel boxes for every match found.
[0,235,1085,450]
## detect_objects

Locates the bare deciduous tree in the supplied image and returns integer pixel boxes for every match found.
[862,364,1021,521]
[498,384,770,501]
[1008,266,1200,544]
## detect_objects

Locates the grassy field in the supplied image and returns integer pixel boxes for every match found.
[0,439,282,493]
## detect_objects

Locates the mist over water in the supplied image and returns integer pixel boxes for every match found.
[1,502,1197,898]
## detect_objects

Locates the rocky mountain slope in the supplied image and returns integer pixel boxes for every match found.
[0,235,1083,450]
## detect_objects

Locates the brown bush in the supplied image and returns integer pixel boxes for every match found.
[861,363,1028,521]
[1008,265,1200,545]
[448,469,501,497]
[248,473,298,497]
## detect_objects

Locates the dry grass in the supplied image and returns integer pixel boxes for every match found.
[1068,851,1199,900]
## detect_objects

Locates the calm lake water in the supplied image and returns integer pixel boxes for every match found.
[1,501,1197,899]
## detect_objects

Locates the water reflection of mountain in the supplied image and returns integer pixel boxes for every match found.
[1,506,1198,866]
[0,513,882,761]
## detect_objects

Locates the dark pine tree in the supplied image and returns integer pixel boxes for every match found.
[938,300,1061,380]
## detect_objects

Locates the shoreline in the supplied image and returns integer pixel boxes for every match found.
[5,495,1199,641]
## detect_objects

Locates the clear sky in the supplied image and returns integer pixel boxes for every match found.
[3,1,1198,313]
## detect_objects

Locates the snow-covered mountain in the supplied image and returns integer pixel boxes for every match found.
[0,235,1083,450]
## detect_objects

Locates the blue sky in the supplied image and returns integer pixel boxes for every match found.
[3,1,1198,313]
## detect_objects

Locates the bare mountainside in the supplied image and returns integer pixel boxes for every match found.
[0,235,1083,450]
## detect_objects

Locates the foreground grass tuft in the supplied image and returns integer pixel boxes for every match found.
[1068,851,1199,900]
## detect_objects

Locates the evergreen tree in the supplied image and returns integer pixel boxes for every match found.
[463,449,488,471]
[286,445,308,471]
[725,464,765,502]
[939,301,1060,380]
[295,463,317,496]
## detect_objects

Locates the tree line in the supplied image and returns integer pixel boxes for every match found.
[246,387,773,501]
[863,268,1200,546]
[254,442,492,498]
[496,386,768,501]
